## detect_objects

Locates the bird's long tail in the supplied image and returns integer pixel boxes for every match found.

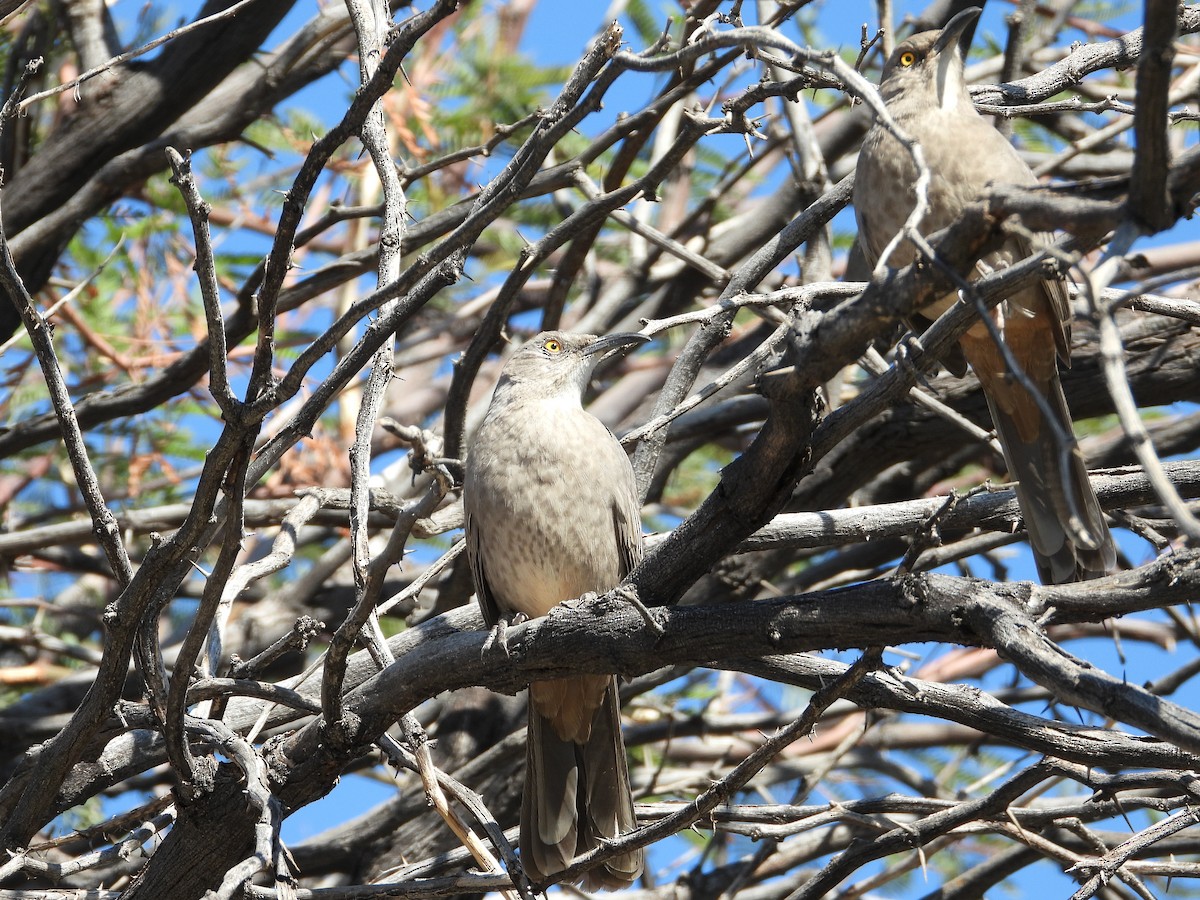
[522,676,643,890]
[963,333,1116,583]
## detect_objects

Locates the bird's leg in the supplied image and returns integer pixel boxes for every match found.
[482,610,528,659]
[895,333,937,392]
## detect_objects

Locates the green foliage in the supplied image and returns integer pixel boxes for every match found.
[662,442,732,511]
[377,615,407,638]
[1069,1,1135,32]
[1010,116,1054,155]
[49,796,106,836]
[426,11,573,153]
[621,0,664,48]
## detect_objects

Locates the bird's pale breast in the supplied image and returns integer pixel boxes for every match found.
[466,396,635,620]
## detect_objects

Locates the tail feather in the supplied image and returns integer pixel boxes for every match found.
[523,705,578,877]
[973,360,1115,583]
[522,677,643,890]
[580,680,641,890]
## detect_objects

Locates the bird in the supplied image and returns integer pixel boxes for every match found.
[853,6,1116,583]
[463,330,648,890]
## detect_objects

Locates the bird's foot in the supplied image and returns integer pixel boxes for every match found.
[559,592,596,611]
[482,611,528,659]
[613,584,664,637]
[895,334,938,391]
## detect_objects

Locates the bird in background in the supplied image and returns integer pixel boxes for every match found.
[853,6,1116,582]
[463,331,648,890]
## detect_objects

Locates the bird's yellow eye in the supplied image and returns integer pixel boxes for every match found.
[543,338,562,354]
[899,51,916,67]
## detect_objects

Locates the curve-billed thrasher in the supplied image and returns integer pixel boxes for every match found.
[463,330,648,890]
[854,6,1116,582]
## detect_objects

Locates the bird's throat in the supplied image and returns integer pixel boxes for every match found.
[935,54,962,112]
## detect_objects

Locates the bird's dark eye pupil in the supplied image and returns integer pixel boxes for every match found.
[901,52,915,66]
[545,340,561,352]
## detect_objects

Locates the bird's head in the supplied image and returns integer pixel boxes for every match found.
[495,330,649,401]
[879,6,980,112]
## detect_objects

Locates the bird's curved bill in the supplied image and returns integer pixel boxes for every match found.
[932,6,980,108]
[583,332,651,358]
[933,6,981,56]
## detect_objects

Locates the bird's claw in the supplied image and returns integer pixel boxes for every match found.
[896,334,939,391]
[482,611,528,659]
[614,584,664,637]
[560,592,596,611]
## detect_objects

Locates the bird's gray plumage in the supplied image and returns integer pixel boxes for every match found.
[463,330,646,890]
[854,7,1116,583]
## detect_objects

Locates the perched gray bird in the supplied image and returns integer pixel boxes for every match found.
[854,6,1116,583]
[463,330,647,890]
